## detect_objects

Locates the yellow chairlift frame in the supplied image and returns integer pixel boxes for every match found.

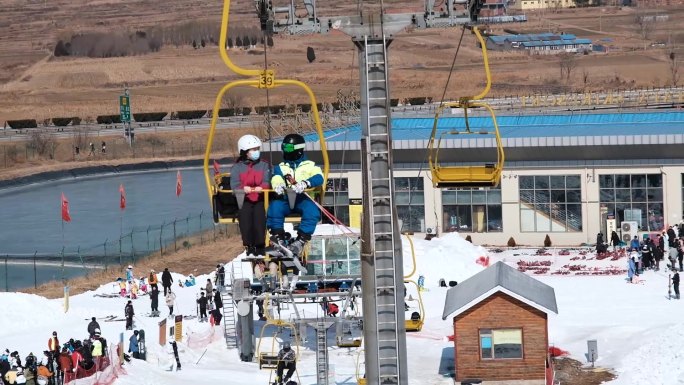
[404,279,425,332]
[255,295,302,385]
[203,0,329,224]
[428,26,505,189]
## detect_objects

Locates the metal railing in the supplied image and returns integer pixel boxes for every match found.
[0,211,235,291]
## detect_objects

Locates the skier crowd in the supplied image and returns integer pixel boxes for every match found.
[597,223,684,297]
[1,321,110,385]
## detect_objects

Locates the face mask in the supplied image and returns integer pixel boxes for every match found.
[248,150,260,161]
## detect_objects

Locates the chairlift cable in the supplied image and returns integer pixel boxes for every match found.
[403,27,465,234]
[439,26,466,107]
[263,32,274,168]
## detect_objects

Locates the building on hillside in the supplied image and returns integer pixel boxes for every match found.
[441,261,558,383]
[513,0,575,10]
[486,33,592,53]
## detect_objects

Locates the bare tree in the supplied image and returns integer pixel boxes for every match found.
[582,68,590,89]
[558,53,578,83]
[669,51,680,87]
[635,12,654,42]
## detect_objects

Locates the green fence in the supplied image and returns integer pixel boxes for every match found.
[0,211,236,291]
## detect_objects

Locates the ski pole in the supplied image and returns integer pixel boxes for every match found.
[195,348,208,365]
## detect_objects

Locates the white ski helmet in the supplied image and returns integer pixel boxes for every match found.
[237,134,262,152]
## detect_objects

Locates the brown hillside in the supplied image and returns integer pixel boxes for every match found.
[1,2,683,122]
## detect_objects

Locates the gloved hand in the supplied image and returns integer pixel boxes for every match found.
[273,183,286,195]
[293,180,309,194]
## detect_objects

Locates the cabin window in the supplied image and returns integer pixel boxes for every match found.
[480,328,523,359]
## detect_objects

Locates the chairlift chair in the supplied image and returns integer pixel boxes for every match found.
[203,0,330,226]
[427,26,504,189]
[404,280,425,332]
[256,296,301,383]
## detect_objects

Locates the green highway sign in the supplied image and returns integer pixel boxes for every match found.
[119,94,131,122]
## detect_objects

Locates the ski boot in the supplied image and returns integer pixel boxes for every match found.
[270,231,291,247]
[288,232,311,258]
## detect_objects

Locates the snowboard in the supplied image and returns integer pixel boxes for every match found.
[138,330,147,361]
[171,341,181,371]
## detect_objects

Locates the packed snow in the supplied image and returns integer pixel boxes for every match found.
[2,226,684,385]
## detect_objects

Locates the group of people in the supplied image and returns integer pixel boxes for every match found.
[599,224,684,298]
[229,133,323,260]
[1,324,110,385]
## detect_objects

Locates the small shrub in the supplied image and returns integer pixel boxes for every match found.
[306,46,316,63]
[7,119,38,129]
[217,108,235,117]
[52,117,73,127]
[96,115,122,124]
[544,234,552,247]
[71,117,82,126]
[133,112,167,122]
[465,235,472,243]
[507,237,517,247]
[182,240,191,249]
[176,110,206,120]
[407,97,426,106]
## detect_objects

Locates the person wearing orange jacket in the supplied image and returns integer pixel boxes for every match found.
[47,332,60,356]
[148,269,158,291]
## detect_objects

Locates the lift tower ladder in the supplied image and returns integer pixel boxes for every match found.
[361,33,406,385]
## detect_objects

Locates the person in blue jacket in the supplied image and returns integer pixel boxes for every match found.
[627,256,636,283]
[267,134,323,257]
[630,236,640,252]
[128,331,140,359]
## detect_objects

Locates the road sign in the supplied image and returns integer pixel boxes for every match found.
[119,94,131,122]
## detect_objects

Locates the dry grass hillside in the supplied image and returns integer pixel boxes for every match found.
[0,1,683,122]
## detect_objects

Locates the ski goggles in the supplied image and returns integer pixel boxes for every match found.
[282,143,306,153]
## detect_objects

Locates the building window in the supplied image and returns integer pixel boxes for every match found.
[480,328,523,359]
[305,237,361,276]
[599,174,663,231]
[520,175,582,232]
[394,177,425,232]
[322,178,349,225]
[442,187,502,233]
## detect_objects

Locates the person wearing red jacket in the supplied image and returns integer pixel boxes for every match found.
[71,348,83,379]
[58,347,74,384]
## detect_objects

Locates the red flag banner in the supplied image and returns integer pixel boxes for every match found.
[213,160,220,176]
[119,184,126,210]
[61,192,71,222]
[176,170,182,197]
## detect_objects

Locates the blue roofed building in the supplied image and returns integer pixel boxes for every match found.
[486,33,592,53]
[266,110,684,246]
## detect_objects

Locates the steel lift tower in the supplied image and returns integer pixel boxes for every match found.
[255,2,525,384]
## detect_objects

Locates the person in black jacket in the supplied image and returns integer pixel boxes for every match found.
[161,268,173,295]
[197,292,208,322]
[595,233,606,254]
[87,317,100,338]
[216,264,225,287]
[673,271,680,299]
[124,301,134,330]
[149,286,160,316]
[610,231,621,249]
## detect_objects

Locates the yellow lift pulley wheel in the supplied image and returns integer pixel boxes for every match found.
[203,0,329,225]
[428,26,504,189]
